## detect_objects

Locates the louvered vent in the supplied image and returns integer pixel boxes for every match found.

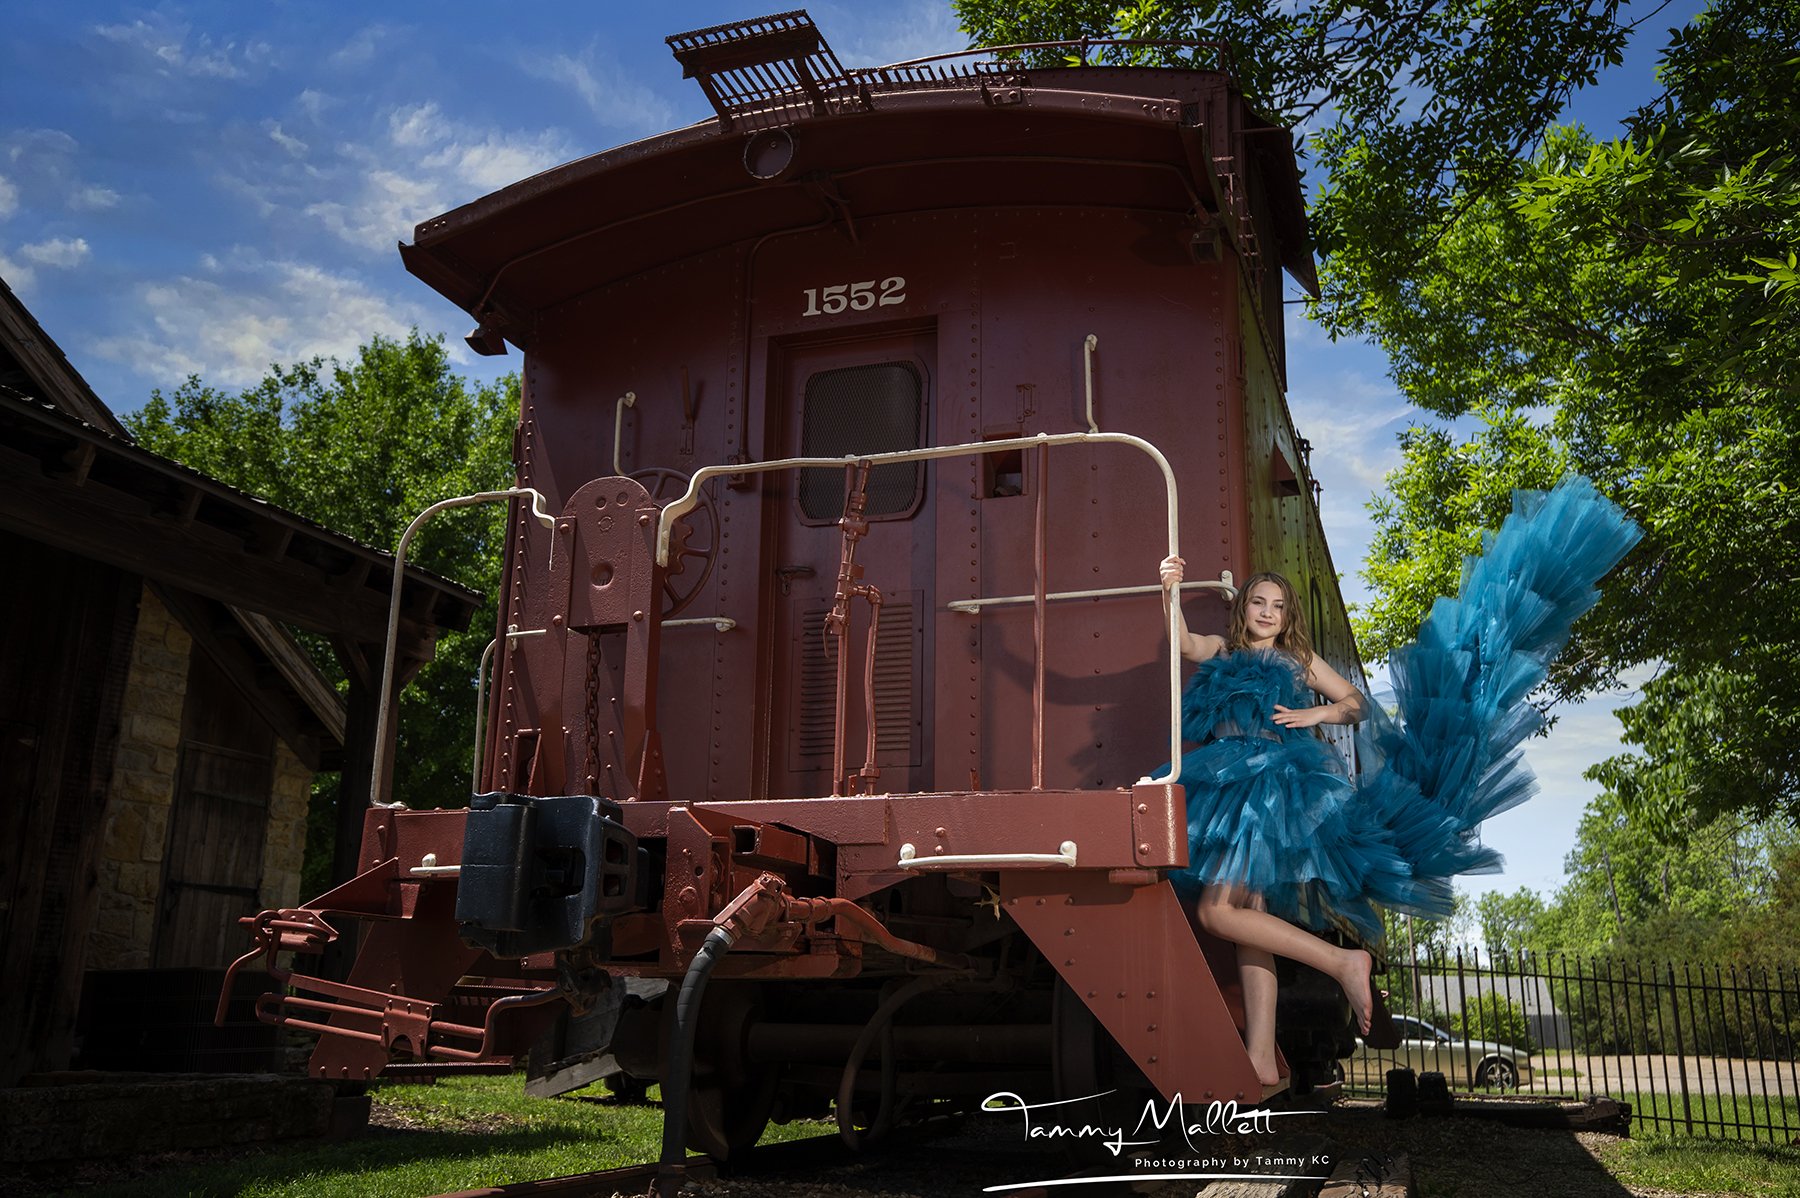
[793,597,920,767]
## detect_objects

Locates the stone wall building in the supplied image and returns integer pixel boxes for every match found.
[87,588,316,972]
[0,275,479,1084]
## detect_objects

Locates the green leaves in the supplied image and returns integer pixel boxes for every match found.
[1343,0,1800,831]
[126,332,519,823]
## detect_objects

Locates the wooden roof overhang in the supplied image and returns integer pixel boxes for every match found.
[0,392,481,662]
[401,65,1315,343]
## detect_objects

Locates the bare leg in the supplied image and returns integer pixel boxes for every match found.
[1195,885,1374,1037]
[1237,943,1280,1086]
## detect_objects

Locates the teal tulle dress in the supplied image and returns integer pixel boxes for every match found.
[1165,476,1642,941]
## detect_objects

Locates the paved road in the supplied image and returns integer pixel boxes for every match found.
[1522,1051,1799,1101]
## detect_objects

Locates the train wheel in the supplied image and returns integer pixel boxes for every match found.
[683,981,775,1158]
[631,466,717,617]
[687,1068,778,1158]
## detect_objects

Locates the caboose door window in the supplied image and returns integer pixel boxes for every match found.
[763,329,935,799]
[796,361,924,521]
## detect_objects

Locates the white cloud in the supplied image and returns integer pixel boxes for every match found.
[1288,372,1414,491]
[298,103,573,252]
[19,237,90,268]
[0,250,34,293]
[304,167,442,251]
[93,18,272,81]
[527,49,676,133]
[70,184,121,211]
[266,122,308,157]
[5,129,122,214]
[295,90,335,123]
[86,252,437,388]
[7,127,80,169]
[328,24,394,69]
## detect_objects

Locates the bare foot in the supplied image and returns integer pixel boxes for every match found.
[1248,1049,1282,1088]
[1339,947,1373,1035]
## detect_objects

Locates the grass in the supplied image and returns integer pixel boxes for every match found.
[1596,1137,1800,1198]
[51,1076,830,1198]
[1588,1091,1800,1198]
[1623,1090,1800,1141]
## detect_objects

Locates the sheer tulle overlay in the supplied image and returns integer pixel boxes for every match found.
[1164,477,1642,941]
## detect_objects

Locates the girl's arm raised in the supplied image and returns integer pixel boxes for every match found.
[1159,555,1223,662]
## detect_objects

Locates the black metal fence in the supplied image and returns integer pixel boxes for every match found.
[1342,945,1800,1143]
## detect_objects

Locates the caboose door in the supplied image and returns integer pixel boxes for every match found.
[763,329,935,799]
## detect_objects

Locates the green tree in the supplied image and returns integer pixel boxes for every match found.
[1344,0,1800,830]
[1448,991,1533,1053]
[1472,887,1547,961]
[953,0,1631,295]
[1532,791,1797,958]
[127,332,518,889]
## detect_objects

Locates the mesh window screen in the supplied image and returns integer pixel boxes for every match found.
[798,362,923,520]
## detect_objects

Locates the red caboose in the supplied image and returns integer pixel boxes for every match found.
[226,11,1369,1161]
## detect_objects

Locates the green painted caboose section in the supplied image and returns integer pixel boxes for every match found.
[1235,284,1366,697]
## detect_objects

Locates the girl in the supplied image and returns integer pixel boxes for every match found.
[1153,477,1641,1089]
[1159,556,1375,1087]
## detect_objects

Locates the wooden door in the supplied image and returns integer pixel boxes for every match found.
[154,652,274,968]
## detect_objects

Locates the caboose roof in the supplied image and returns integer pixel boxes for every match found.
[401,63,1316,353]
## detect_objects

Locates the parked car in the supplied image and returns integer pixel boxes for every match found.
[1342,1014,1533,1090]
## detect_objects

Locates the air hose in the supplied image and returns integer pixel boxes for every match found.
[656,924,738,1197]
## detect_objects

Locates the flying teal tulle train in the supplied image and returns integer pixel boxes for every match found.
[1163,475,1643,941]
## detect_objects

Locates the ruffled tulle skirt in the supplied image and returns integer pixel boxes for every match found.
[1169,730,1438,941]
[1163,476,1643,942]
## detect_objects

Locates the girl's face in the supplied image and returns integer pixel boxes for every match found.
[1242,580,1288,644]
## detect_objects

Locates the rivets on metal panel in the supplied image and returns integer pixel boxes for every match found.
[1035,898,1045,906]
[1148,1056,1157,1064]
[1087,990,1097,998]
[1064,928,1073,936]
[1117,991,1126,999]
[935,827,947,837]
[1147,1024,1157,1032]
[632,610,644,622]
[1065,958,1074,966]
[1146,991,1155,999]
[1137,804,1148,814]
[1139,843,1151,855]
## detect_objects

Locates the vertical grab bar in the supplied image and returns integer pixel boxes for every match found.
[1032,442,1049,790]
[373,487,556,807]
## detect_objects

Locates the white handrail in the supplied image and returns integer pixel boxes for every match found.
[373,488,556,807]
[897,840,1078,869]
[663,616,738,631]
[1082,333,1099,433]
[471,626,548,793]
[947,575,1234,613]
[656,431,1186,785]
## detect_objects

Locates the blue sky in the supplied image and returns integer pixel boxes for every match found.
[2,1,1699,915]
